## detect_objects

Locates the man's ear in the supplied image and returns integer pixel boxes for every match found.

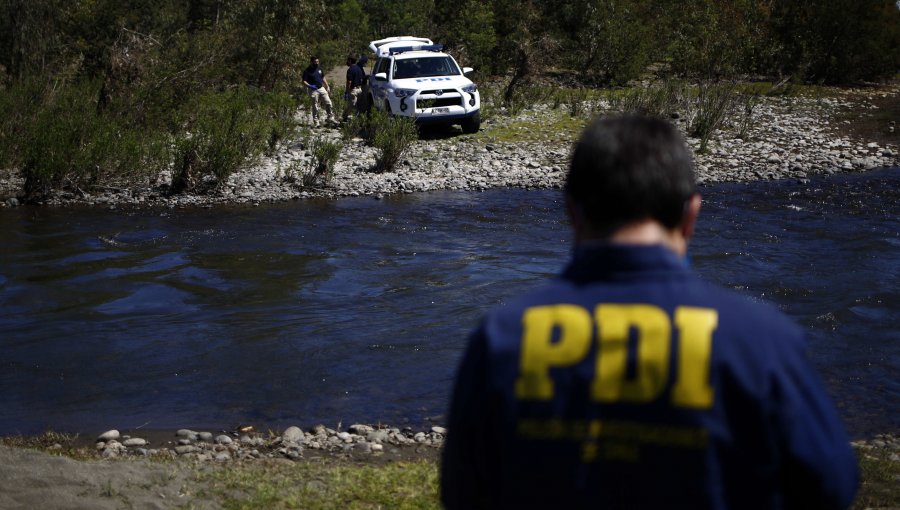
[681,193,702,241]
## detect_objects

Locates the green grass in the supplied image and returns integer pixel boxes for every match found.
[477,109,588,144]
[854,449,900,509]
[197,457,440,510]
[0,430,95,461]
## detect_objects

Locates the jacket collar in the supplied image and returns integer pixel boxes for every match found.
[562,242,690,282]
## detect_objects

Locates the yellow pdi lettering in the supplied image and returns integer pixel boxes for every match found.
[592,304,670,403]
[515,303,718,407]
[515,304,592,400]
[671,307,717,408]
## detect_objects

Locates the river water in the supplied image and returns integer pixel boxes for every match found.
[1,168,897,438]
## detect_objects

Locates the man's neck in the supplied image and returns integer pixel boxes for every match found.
[579,220,687,256]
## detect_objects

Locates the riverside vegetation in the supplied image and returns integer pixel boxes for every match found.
[2,1,900,204]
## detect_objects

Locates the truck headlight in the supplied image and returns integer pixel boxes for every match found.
[462,84,477,93]
[393,88,416,98]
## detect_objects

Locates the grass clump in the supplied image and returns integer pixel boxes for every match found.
[853,448,900,509]
[0,430,95,461]
[199,457,440,510]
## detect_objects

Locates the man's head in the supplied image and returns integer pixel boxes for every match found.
[347,55,357,66]
[310,56,320,67]
[565,115,699,249]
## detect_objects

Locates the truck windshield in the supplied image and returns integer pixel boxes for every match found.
[392,57,460,79]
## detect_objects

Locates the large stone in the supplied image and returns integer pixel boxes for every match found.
[97,430,120,442]
[283,426,304,443]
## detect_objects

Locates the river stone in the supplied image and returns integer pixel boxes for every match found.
[367,430,390,444]
[97,429,120,442]
[123,438,147,447]
[215,434,233,445]
[176,429,198,440]
[198,431,213,442]
[350,424,374,435]
[175,445,199,455]
[283,426,303,443]
[431,426,448,435]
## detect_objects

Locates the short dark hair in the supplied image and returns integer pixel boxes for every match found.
[310,56,319,62]
[565,115,696,233]
[347,55,357,64]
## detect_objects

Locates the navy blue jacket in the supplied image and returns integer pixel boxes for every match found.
[303,65,325,88]
[441,243,858,510]
[347,63,365,88]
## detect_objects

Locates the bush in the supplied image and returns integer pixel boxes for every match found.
[7,79,167,201]
[339,109,418,172]
[305,135,343,182]
[687,81,738,153]
[366,110,418,173]
[170,86,298,193]
[612,80,686,119]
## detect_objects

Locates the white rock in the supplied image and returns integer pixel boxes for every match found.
[97,430,120,442]
[283,426,303,443]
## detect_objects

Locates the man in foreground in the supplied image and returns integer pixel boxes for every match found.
[441,115,859,509]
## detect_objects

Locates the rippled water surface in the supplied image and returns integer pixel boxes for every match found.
[1,168,897,437]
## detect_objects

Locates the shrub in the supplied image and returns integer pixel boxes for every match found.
[612,80,686,119]
[687,81,738,153]
[365,109,418,173]
[305,135,343,182]
[170,86,297,193]
[10,79,166,201]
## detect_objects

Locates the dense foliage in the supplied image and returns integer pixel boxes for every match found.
[1,0,898,200]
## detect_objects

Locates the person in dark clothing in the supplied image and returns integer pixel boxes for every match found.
[301,56,335,127]
[343,55,365,120]
[441,115,859,510]
[356,54,370,114]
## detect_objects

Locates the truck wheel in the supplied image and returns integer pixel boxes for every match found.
[461,112,481,134]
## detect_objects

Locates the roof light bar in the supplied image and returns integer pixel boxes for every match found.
[387,44,445,55]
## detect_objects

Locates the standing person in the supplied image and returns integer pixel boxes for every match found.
[356,54,370,114]
[441,115,859,509]
[302,56,335,127]
[343,55,365,121]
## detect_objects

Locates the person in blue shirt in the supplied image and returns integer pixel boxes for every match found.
[301,56,336,127]
[441,115,859,509]
[343,55,365,121]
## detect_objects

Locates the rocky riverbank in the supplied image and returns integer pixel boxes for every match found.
[1,429,896,510]
[1,85,897,208]
[85,424,447,463]
[11,425,898,466]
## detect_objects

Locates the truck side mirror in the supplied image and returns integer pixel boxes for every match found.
[374,72,387,81]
